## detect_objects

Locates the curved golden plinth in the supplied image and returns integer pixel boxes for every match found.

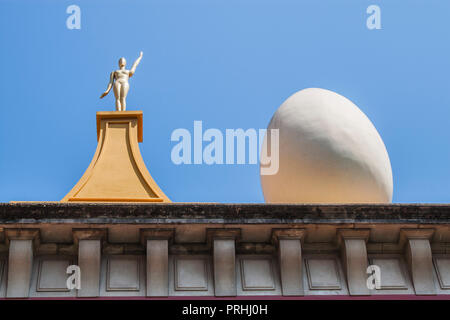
[61,111,171,203]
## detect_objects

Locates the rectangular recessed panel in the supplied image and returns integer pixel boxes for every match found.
[37,259,71,292]
[240,259,275,291]
[175,258,208,291]
[107,257,140,291]
[306,258,341,290]
[434,258,450,289]
[371,258,407,290]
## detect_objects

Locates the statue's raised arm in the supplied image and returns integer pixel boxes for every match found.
[129,51,143,77]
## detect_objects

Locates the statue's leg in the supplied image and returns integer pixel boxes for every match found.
[113,81,122,111]
[120,82,130,111]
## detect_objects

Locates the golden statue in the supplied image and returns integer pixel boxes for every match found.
[100,51,143,111]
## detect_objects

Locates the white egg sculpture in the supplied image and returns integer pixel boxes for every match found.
[260,88,393,203]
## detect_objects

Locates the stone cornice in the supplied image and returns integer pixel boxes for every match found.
[1,203,450,224]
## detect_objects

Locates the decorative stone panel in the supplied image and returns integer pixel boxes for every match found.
[236,255,281,296]
[30,256,75,298]
[434,257,450,290]
[169,256,214,296]
[368,255,414,295]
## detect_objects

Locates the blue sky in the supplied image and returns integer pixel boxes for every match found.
[0,0,449,203]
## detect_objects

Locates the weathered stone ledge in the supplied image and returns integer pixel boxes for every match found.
[1,203,450,224]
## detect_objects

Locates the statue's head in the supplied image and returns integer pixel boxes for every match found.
[118,57,126,68]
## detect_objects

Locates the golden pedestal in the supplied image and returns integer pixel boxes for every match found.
[61,111,171,203]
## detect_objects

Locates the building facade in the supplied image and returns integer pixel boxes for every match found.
[0,203,449,298]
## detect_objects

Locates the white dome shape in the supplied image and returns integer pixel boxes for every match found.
[260,88,393,203]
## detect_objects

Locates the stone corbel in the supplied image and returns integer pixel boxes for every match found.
[207,229,241,297]
[400,228,436,295]
[271,228,306,296]
[337,229,370,296]
[5,228,40,298]
[72,228,107,297]
[140,228,174,297]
